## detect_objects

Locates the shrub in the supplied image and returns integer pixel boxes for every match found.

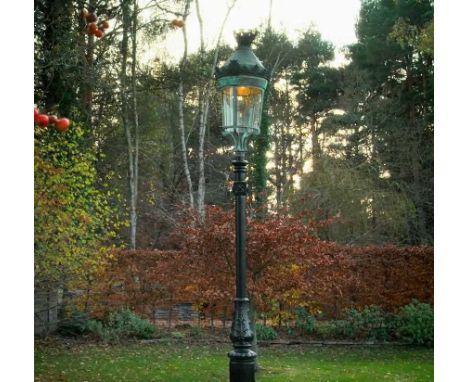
[314,321,342,339]
[56,310,90,337]
[107,309,158,340]
[85,309,159,342]
[56,309,159,343]
[396,300,433,346]
[286,326,295,337]
[329,305,395,341]
[294,307,316,335]
[307,302,433,345]
[86,319,115,343]
[255,323,278,341]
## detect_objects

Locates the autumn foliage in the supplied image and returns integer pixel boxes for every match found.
[88,207,433,321]
[34,124,123,290]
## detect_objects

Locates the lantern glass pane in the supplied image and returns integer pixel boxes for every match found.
[236,87,263,129]
[222,87,235,127]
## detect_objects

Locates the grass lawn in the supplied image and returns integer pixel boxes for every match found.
[35,341,433,382]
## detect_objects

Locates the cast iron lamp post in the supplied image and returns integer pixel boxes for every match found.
[215,30,269,382]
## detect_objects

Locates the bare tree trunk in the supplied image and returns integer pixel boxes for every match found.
[178,0,194,209]
[267,0,273,31]
[197,96,208,221]
[274,122,282,212]
[119,0,137,248]
[119,0,140,249]
[195,0,207,221]
[195,0,236,222]
[298,124,304,177]
[311,115,321,172]
[285,84,294,191]
[280,120,287,211]
[194,0,205,54]
[130,0,140,248]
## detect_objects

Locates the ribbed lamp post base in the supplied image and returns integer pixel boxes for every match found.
[228,297,256,382]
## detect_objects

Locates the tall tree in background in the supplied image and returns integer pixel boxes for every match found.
[349,0,434,243]
[195,0,236,222]
[35,0,122,142]
[251,28,294,212]
[287,0,433,245]
[119,0,137,248]
[291,30,338,172]
[34,0,76,117]
[177,0,195,209]
[119,0,144,249]
[252,28,338,213]
[270,81,295,212]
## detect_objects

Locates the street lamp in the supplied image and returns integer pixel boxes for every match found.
[215,30,269,382]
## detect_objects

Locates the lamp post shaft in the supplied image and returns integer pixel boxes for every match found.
[229,151,256,382]
[234,153,248,299]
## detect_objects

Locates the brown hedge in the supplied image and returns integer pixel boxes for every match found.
[87,208,433,319]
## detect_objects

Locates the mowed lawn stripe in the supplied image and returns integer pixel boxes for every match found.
[35,343,433,382]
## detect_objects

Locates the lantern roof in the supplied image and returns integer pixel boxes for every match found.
[215,30,269,80]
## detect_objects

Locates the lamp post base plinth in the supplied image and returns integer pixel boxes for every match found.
[228,349,256,382]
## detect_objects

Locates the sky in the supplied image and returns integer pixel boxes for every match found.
[153,0,362,66]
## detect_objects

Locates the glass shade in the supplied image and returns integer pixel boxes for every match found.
[217,75,268,152]
[223,87,235,128]
[222,86,264,130]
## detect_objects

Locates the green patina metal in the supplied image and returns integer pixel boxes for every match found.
[215,30,270,382]
[222,126,260,152]
[215,31,269,81]
[217,76,268,90]
[216,31,269,154]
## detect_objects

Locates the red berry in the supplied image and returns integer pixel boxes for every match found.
[48,115,58,125]
[100,20,109,29]
[34,108,39,122]
[94,29,104,38]
[88,22,98,34]
[55,118,70,132]
[37,114,49,127]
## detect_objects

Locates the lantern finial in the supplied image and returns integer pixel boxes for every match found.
[234,30,257,48]
[215,29,269,80]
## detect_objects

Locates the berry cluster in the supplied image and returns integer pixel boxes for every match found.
[34,106,70,132]
[81,8,109,39]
